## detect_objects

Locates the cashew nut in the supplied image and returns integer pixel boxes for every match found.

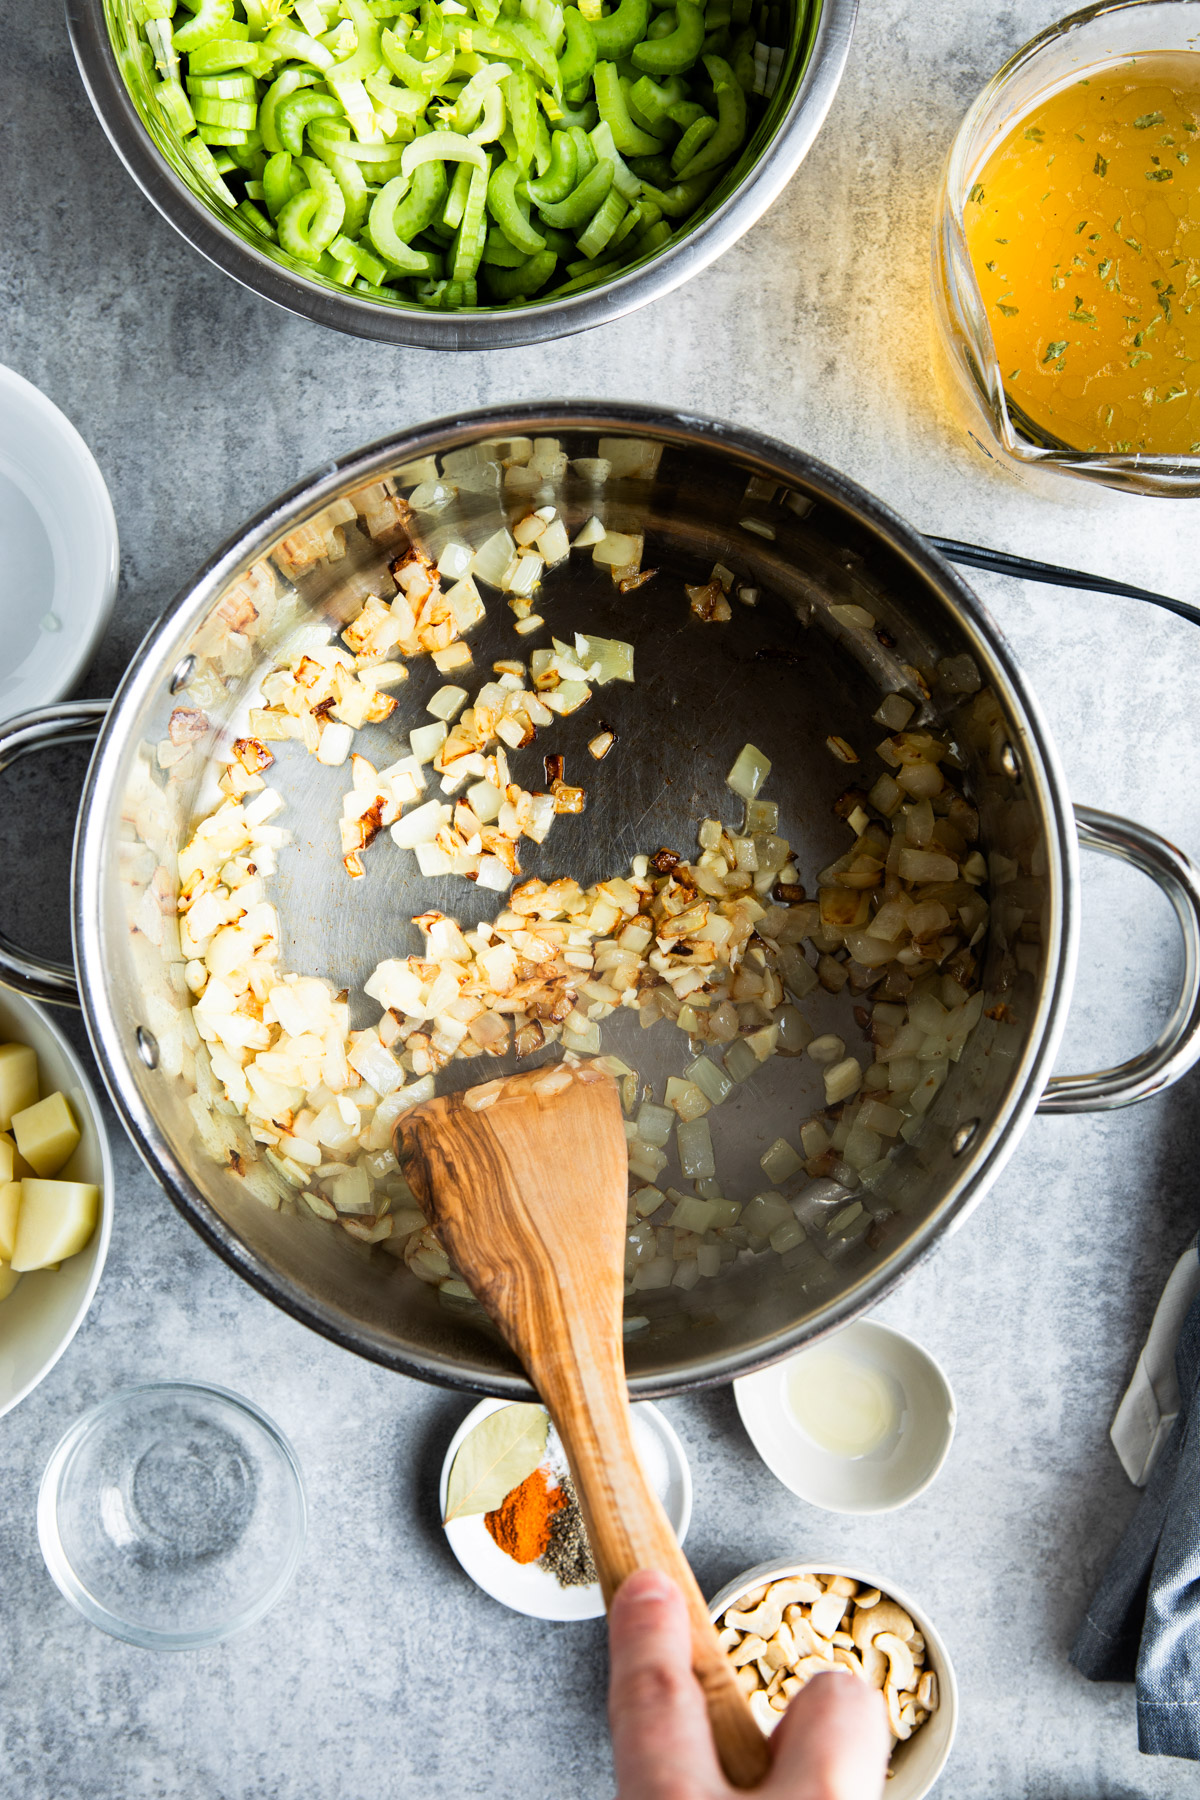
[717,1627,741,1653]
[749,1690,781,1736]
[917,1671,938,1711]
[735,1664,760,1697]
[832,1647,866,1679]
[855,1587,882,1608]
[725,1598,784,1639]
[874,1631,916,1694]
[792,1617,835,1662]
[826,1575,858,1597]
[728,1633,767,1668]
[772,1577,825,1607]
[810,1590,849,1640]
[885,1685,913,1741]
[860,1641,889,1688]
[850,1597,913,1652]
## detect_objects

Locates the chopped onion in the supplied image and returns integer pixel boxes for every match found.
[677,1116,715,1181]
[727,743,771,801]
[760,1137,803,1183]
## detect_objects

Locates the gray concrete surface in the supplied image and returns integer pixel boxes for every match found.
[5,0,1200,1793]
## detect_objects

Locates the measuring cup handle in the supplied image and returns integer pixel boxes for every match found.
[0,701,109,1007]
[1039,805,1200,1113]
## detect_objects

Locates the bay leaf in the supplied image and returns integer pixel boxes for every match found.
[444,1403,549,1524]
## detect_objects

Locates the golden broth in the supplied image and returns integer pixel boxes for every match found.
[964,52,1200,455]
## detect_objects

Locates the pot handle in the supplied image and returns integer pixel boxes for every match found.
[0,701,109,1008]
[1039,805,1200,1113]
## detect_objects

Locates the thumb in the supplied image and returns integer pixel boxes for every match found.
[765,1670,890,1800]
[608,1570,728,1800]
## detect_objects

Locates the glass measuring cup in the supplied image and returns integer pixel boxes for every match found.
[932,0,1200,496]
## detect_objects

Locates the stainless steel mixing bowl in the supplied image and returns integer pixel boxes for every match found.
[3,402,1199,1396]
[66,0,855,349]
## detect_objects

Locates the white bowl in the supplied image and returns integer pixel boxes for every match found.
[0,987,113,1417]
[0,366,119,726]
[708,1558,958,1800]
[734,1321,956,1513]
[439,1397,692,1621]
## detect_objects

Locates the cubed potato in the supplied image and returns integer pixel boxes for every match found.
[0,1131,33,1179]
[0,1181,19,1261]
[11,1179,99,1272]
[0,1043,38,1132]
[0,1261,20,1301]
[12,1091,80,1178]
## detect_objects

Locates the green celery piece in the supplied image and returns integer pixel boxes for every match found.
[450,62,510,132]
[451,158,490,278]
[237,197,277,237]
[369,171,442,268]
[504,65,539,167]
[329,0,384,78]
[484,245,556,298]
[274,90,344,153]
[525,127,576,204]
[555,8,595,90]
[629,0,703,71]
[633,165,715,213]
[575,181,626,256]
[482,221,529,264]
[628,70,686,121]
[156,77,196,134]
[186,36,261,72]
[670,110,714,171]
[173,0,235,54]
[261,21,337,68]
[588,118,639,195]
[593,60,659,154]
[263,150,303,217]
[532,154,612,226]
[298,153,348,248]
[259,68,317,153]
[672,52,743,176]
[443,154,474,227]
[192,94,258,129]
[590,0,650,59]
[487,158,545,252]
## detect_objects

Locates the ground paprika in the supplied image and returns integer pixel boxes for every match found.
[484,1464,565,1563]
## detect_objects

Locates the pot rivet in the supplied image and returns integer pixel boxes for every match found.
[136,1027,159,1070]
[951,1119,978,1156]
[169,655,196,695]
[1000,742,1020,781]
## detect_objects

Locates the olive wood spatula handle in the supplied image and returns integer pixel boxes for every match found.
[397,1063,771,1789]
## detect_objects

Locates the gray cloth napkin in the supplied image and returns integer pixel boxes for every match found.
[1071,1239,1200,1757]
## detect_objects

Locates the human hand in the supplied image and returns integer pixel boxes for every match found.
[608,1570,889,1800]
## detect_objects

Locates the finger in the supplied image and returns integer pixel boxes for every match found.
[765,1670,890,1800]
[608,1570,728,1800]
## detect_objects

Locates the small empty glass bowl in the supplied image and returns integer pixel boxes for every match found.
[38,1381,306,1649]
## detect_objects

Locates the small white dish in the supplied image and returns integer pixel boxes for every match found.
[439,1397,692,1621]
[708,1558,958,1800]
[734,1321,955,1514]
[0,987,113,1418]
[0,366,119,725]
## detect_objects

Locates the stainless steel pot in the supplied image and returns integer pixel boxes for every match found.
[5,402,1200,1397]
[66,0,855,350]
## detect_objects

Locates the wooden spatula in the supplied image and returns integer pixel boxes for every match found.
[396,1058,771,1789]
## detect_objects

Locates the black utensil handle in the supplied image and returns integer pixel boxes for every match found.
[927,535,1200,633]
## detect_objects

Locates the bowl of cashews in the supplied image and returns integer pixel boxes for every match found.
[708,1559,958,1799]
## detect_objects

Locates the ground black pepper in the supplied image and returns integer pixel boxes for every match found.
[538,1474,598,1588]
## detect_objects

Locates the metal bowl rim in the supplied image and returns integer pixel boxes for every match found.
[72,398,1079,1397]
